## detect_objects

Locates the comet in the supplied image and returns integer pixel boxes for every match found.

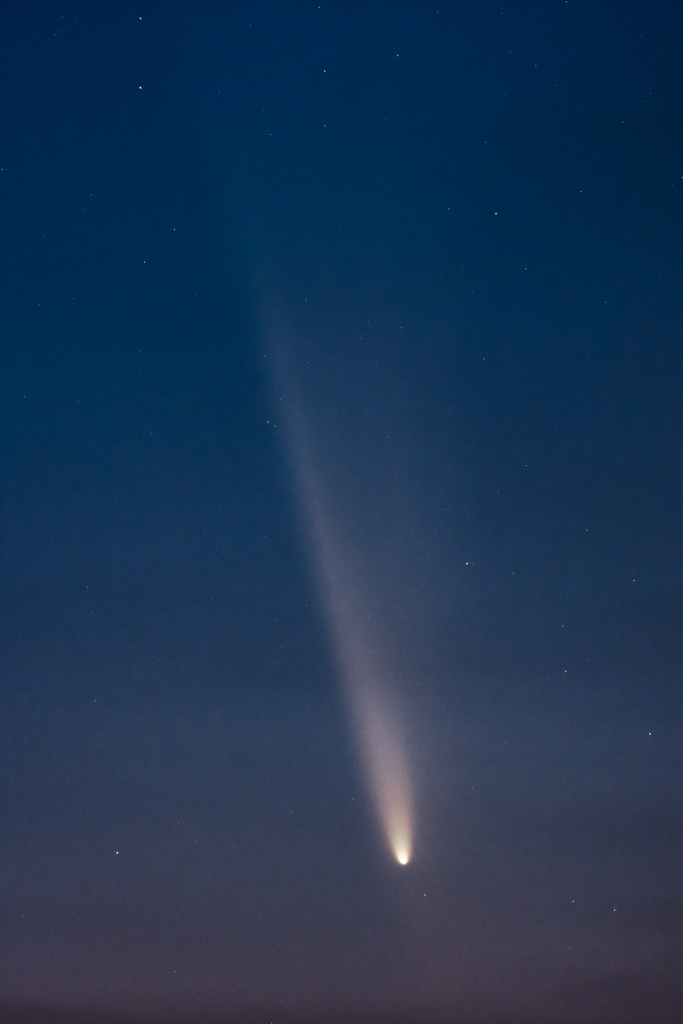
[352,672,413,864]
[277,379,414,866]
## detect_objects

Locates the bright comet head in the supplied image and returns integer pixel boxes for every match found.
[389,809,412,865]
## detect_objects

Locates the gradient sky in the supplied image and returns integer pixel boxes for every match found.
[2,2,683,1022]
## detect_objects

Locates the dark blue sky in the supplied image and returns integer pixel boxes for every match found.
[2,2,683,1022]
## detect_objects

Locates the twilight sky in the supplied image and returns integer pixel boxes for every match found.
[2,2,683,1022]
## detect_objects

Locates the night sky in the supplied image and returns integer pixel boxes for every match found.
[2,2,683,1022]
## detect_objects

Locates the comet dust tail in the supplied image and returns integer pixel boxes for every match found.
[275,382,415,865]
[349,672,413,865]
[307,483,414,866]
